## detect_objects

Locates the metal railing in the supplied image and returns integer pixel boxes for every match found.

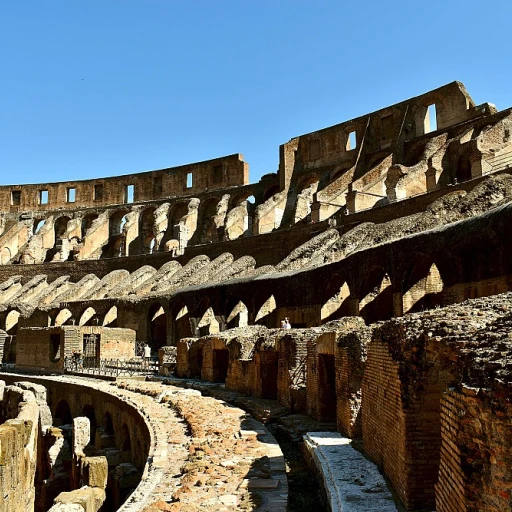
[64,356,159,378]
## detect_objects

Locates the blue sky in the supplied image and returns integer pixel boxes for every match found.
[1,1,512,185]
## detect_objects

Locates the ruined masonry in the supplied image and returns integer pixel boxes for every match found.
[0,81,511,511]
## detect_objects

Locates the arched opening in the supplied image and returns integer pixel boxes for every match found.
[5,310,20,335]
[0,247,11,265]
[79,307,98,326]
[197,307,220,337]
[54,399,73,426]
[321,281,351,322]
[45,216,71,262]
[403,262,444,314]
[226,194,255,240]
[359,268,394,324]
[55,308,73,326]
[139,207,156,254]
[148,303,167,352]
[102,210,129,258]
[254,294,277,328]
[103,306,118,327]
[173,303,193,343]
[199,198,220,244]
[263,185,280,201]
[162,202,189,250]
[226,301,249,329]
[33,218,45,234]
[104,412,115,436]
[456,153,472,183]
[81,213,99,237]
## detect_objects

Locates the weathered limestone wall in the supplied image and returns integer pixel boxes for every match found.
[0,381,40,512]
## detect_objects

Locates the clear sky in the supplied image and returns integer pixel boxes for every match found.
[1,1,512,186]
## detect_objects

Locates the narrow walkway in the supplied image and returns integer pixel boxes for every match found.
[115,379,288,511]
[303,432,397,512]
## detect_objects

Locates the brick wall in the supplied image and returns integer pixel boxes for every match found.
[436,387,512,512]
[276,332,309,413]
[362,340,408,505]
[306,332,336,421]
[0,154,248,212]
[226,359,255,396]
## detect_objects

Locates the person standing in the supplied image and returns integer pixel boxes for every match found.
[144,343,151,367]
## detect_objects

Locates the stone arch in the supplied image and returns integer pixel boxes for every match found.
[55,308,73,326]
[103,306,118,327]
[45,215,72,262]
[161,201,190,253]
[296,175,320,193]
[254,293,277,327]
[198,197,221,244]
[148,302,167,352]
[138,207,157,255]
[263,184,280,201]
[359,267,394,324]
[197,307,220,337]
[0,247,11,265]
[33,218,45,234]
[54,399,73,426]
[171,301,193,344]
[226,301,249,329]
[225,193,255,240]
[403,261,444,314]
[103,209,129,258]
[79,307,98,326]
[5,310,20,335]
[81,213,99,237]
[321,278,352,322]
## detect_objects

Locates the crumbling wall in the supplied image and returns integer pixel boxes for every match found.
[0,381,40,512]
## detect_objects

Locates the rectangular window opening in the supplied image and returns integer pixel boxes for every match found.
[346,131,357,151]
[39,190,49,205]
[11,190,21,206]
[212,165,222,184]
[186,172,193,189]
[125,184,134,203]
[153,176,163,194]
[94,184,104,201]
[425,104,437,134]
[67,187,76,203]
[381,115,394,140]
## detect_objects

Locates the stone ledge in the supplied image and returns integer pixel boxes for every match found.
[303,432,397,512]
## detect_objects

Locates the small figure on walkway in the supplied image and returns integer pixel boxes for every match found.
[144,344,151,367]
[284,317,291,329]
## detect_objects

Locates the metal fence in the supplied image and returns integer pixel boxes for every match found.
[63,356,159,378]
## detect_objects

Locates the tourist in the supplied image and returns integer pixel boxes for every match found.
[144,344,151,367]
[284,317,291,329]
